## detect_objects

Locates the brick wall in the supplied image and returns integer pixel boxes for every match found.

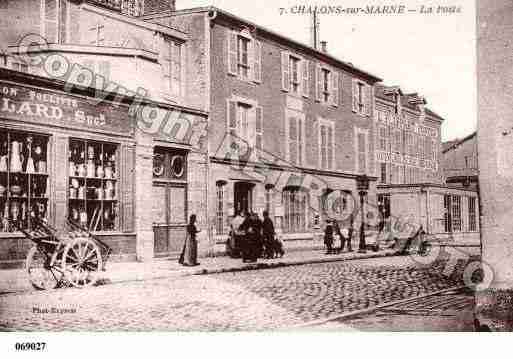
[143,0,175,14]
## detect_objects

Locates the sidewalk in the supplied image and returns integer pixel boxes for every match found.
[0,249,397,295]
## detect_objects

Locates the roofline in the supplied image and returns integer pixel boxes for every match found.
[442,131,477,154]
[142,6,383,83]
[377,183,479,193]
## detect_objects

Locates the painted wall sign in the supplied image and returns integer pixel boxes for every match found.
[0,82,132,136]
[375,151,437,170]
[375,110,438,138]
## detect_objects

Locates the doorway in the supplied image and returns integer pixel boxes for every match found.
[234,182,255,215]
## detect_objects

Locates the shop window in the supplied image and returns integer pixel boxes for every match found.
[0,129,50,233]
[68,139,119,231]
[469,197,477,232]
[283,187,308,233]
[380,163,387,184]
[216,181,226,235]
[444,195,462,233]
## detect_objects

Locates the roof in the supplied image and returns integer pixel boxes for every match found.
[375,84,446,122]
[141,6,382,83]
[442,132,477,154]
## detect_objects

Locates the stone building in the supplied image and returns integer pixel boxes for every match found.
[142,6,383,251]
[0,0,209,266]
[442,132,478,190]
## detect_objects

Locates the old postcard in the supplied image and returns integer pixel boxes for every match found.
[0,0,511,355]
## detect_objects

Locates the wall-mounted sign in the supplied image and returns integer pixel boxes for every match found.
[0,82,132,136]
[375,151,437,171]
[376,110,438,138]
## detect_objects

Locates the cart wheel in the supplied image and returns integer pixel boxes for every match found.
[62,237,102,288]
[26,246,62,291]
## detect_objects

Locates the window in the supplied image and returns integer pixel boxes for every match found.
[163,39,182,98]
[444,195,462,233]
[283,187,308,233]
[89,23,105,46]
[469,197,477,232]
[378,126,388,151]
[355,129,368,174]
[41,0,70,44]
[11,61,29,73]
[228,29,261,83]
[227,98,263,156]
[216,181,226,235]
[0,0,8,9]
[121,0,144,16]
[352,79,369,115]
[0,129,50,233]
[265,185,274,214]
[319,119,335,170]
[452,195,462,232]
[315,65,339,106]
[288,115,305,166]
[282,52,309,97]
[393,129,403,153]
[68,139,119,231]
[380,163,387,184]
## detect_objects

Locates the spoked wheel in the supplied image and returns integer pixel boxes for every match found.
[62,237,102,288]
[26,246,63,290]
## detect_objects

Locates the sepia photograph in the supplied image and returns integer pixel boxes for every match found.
[0,0,511,354]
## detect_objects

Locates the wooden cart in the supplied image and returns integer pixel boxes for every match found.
[12,218,111,290]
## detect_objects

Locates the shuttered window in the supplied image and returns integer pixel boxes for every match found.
[315,64,339,107]
[42,0,58,43]
[356,130,368,174]
[288,116,304,166]
[228,30,261,83]
[352,79,371,115]
[282,52,309,97]
[163,39,182,98]
[319,119,334,170]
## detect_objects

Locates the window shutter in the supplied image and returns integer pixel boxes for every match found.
[228,31,237,75]
[122,144,135,233]
[365,84,372,116]
[315,64,322,102]
[281,52,290,92]
[302,59,309,97]
[59,0,67,43]
[331,71,339,107]
[43,0,58,43]
[289,117,297,164]
[253,40,262,83]
[352,79,359,113]
[328,126,334,169]
[227,99,237,133]
[255,106,263,150]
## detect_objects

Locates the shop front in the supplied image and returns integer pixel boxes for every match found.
[0,69,136,268]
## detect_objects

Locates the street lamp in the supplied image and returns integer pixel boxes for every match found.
[356,174,370,253]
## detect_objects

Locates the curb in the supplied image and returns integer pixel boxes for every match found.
[0,251,398,296]
[289,285,467,329]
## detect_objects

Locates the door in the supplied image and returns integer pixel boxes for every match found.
[234,182,254,215]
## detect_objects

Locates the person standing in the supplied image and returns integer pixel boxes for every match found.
[239,212,252,262]
[347,214,354,252]
[229,211,245,258]
[250,212,263,262]
[324,219,334,255]
[262,210,277,259]
[179,214,201,266]
[333,220,345,254]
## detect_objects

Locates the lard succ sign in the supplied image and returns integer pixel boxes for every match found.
[0,81,132,136]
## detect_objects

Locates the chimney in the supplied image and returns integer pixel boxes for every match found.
[143,0,176,15]
[320,41,328,53]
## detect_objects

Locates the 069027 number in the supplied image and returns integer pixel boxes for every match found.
[15,342,46,351]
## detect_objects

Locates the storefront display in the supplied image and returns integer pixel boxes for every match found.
[0,129,49,233]
[68,138,119,231]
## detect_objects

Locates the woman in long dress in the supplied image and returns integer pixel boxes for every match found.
[180,214,200,266]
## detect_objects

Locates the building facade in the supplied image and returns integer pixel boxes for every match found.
[442,132,478,190]
[374,85,444,185]
[0,0,209,266]
[143,7,384,251]
[0,0,465,266]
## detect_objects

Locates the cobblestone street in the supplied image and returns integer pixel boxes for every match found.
[0,256,472,331]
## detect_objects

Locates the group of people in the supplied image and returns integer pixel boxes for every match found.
[323,219,354,255]
[229,211,284,263]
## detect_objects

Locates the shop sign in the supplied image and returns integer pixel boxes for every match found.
[375,151,437,170]
[376,111,438,138]
[0,82,132,136]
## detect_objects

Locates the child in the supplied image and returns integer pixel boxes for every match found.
[324,219,334,255]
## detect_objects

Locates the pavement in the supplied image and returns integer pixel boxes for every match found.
[0,255,475,331]
[0,248,397,295]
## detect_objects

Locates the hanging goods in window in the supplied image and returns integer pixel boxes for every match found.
[10,140,23,173]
